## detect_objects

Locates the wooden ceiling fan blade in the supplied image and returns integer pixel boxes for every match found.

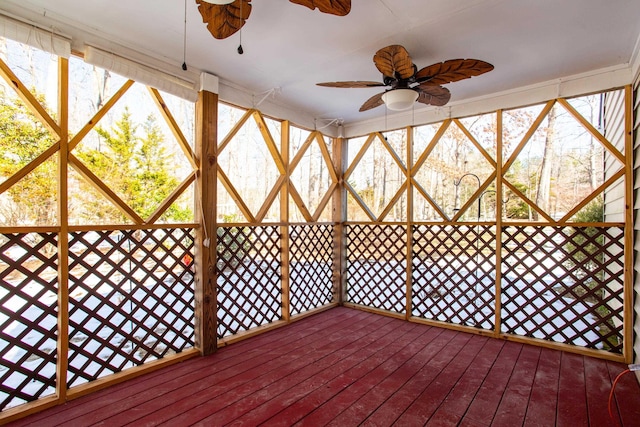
[416,84,451,106]
[196,0,252,40]
[359,92,385,112]
[289,0,351,16]
[415,59,494,85]
[373,45,414,79]
[317,81,386,88]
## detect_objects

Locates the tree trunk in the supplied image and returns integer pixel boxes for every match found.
[534,106,556,220]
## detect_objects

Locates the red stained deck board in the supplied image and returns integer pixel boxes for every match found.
[112,310,395,426]
[423,338,506,427]
[353,328,463,427]
[522,347,561,427]
[556,352,588,427]
[296,328,468,426]
[7,307,640,427]
[12,306,357,427]
[187,318,424,426]
[460,340,523,425]
[320,325,453,426]
[391,334,491,426]
[51,308,366,427]
[490,344,541,427]
[225,323,444,426]
[100,309,369,426]
[259,328,449,427]
[584,356,620,427]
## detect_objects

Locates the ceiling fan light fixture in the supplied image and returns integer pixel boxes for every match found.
[201,0,234,4]
[382,89,418,111]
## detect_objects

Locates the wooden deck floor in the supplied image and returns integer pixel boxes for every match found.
[7,307,640,426]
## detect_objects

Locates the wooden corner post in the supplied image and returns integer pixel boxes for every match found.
[332,135,347,305]
[195,85,218,355]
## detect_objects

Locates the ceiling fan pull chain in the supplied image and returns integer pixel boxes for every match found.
[237,0,244,54]
[182,0,188,70]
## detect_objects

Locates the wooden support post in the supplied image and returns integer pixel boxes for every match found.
[280,121,291,322]
[332,135,347,305]
[56,56,69,402]
[494,109,503,338]
[405,126,413,320]
[194,89,218,355]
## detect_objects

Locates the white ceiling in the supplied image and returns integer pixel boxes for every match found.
[2,0,640,128]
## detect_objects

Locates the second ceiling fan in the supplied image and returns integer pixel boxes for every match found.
[317,44,494,112]
[196,0,351,40]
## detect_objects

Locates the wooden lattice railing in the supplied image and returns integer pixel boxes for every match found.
[345,224,407,314]
[0,232,58,411]
[343,223,626,355]
[0,228,195,411]
[501,225,625,352]
[67,228,196,387]
[216,226,282,338]
[289,225,334,316]
[412,224,496,330]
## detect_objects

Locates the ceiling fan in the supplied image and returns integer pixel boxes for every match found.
[196,0,351,40]
[317,45,494,112]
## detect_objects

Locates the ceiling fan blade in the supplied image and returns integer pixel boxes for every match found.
[317,81,386,88]
[196,0,252,40]
[289,0,351,16]
[415,59,494,85]
[359,92,385,112]
[415,84,451,106]
[373,45,415,80]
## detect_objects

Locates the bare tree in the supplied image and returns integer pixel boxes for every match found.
[534,106,556,219]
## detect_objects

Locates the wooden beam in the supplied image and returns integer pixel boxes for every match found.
[280,121,291,323]
[557,98,625,164]
[494,109,503,338]
[0,58,61,137]
[312,182,337,222]
[344,133,375,180]
[316,132,339,183]
[453,118,497,168]
[345,183,377,222]
[405,126,414,320]
[148,87,198,170]
[56,56,69,404]
[558,169,625,224]
[68,80,135,151]
[255,175,286,222]
[412,178,449,221]
[289,183,314,222]
[378,132,408,175]
[146,172,197,224]
[333,136,347,305]
[377,180,408,221]
[451,171,496,222]
[217,108,252,154]
[0,142,60,196]
[412,119,452,177]
[502,179,556,223]
[194,89,218,356]
[217,165,256,223]
[503,100,555,172]
[253,110,286,174]
[68,154,144,224]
